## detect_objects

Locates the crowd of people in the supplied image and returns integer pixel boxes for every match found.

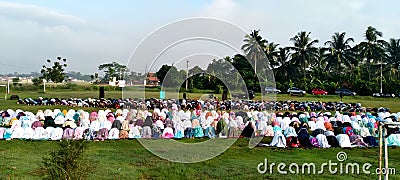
[17,96,381,113]
[1,100,400,148]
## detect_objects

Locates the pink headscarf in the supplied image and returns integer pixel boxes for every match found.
[272,121,280,127]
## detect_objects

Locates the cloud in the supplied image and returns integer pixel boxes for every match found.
[200,0,239,20]
[1,0,400,75]
[193,0,400,47]
[345,0,366,11]
[0,1,84,27]
[0,1,133,74]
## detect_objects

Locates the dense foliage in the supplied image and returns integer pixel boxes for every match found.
[96,62,146,84]
[157,26,400,95]
[40,57,68,83]
[98,62,128,83]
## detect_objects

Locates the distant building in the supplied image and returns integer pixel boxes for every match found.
[146,72,159,86]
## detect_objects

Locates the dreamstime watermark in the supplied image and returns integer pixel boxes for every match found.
[257,152,396,175]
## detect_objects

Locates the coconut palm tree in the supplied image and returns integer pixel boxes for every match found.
[324,32,356,76]
[356,26,387,80]
[385,38,400,80]
[289,31,319,79]
[264,42,280,70]
[241,30,267,74]
[311,47,328,81]
[274,47,297,82]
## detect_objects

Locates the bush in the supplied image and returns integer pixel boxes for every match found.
[383,80,400,94]
[12,84,38,91]
[40,140,95,180]
[65,82,78,90]
[32,78,42,86]
[352,80,376,96]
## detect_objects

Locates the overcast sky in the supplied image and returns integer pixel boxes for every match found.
[1,0,400,74]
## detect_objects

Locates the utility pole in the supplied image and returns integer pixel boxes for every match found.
[185,60,189,90]
[380,58,383,94]
[7,79,10,94]
[144,65,147,86]
[43,79,46,92]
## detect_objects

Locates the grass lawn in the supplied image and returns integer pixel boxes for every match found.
[0,138,399,179]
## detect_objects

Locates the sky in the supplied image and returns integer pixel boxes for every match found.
[1,0,400,75]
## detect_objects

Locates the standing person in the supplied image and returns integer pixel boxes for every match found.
[340,91,343,102]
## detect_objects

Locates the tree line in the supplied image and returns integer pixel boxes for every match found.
[29,26,400,96]
[32,60,145,86]
[157,26,400,96]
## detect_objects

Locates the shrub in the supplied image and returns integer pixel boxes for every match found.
[65,82,78,90]
[40,140,95,180]
[32,78,42,86]
[352,80,376,96]
[383,80,400,94]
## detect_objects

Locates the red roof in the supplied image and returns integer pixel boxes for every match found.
[148,77,158,81]
[147,72,156,77]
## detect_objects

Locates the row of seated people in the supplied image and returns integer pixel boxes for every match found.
[1,117,399,148]
[0,108,399,147]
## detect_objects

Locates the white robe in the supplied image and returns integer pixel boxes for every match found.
[258,121,269,136]
[360,127,371,137]
[0,127,5,139]
[45,127,55,139]
[90,121,100,132]
[11,127,24,139]
[108,128,119,139]
[270,131,286,148]
[336,134,352,148]
[129,126,141,138]
[22,128,34,139]
[156,120,165,130]
[54,116,65,125]
[33,127,46,140]
[351,121,361,132]
[99,121,112,130]
[80,119,90,130]
[316,134,331,148]
[308,121,316,131]
[182,119,192,129]
[11,120,21,130]
[51,127,63,140]
[162,127,174,138]
[315,120,326,131]
[281,117,291,131]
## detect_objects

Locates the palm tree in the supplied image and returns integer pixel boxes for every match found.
[356,26,387,80]
[324,32,356,76]
[274,47,297,81]
[289,31,319,80]
[385,38,400,80]
[241,30,267,74]
[311,47,328,81]
[264,42,280,70]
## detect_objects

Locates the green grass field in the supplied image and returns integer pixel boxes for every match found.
[0,138,399,179]
[1,90,400,179]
